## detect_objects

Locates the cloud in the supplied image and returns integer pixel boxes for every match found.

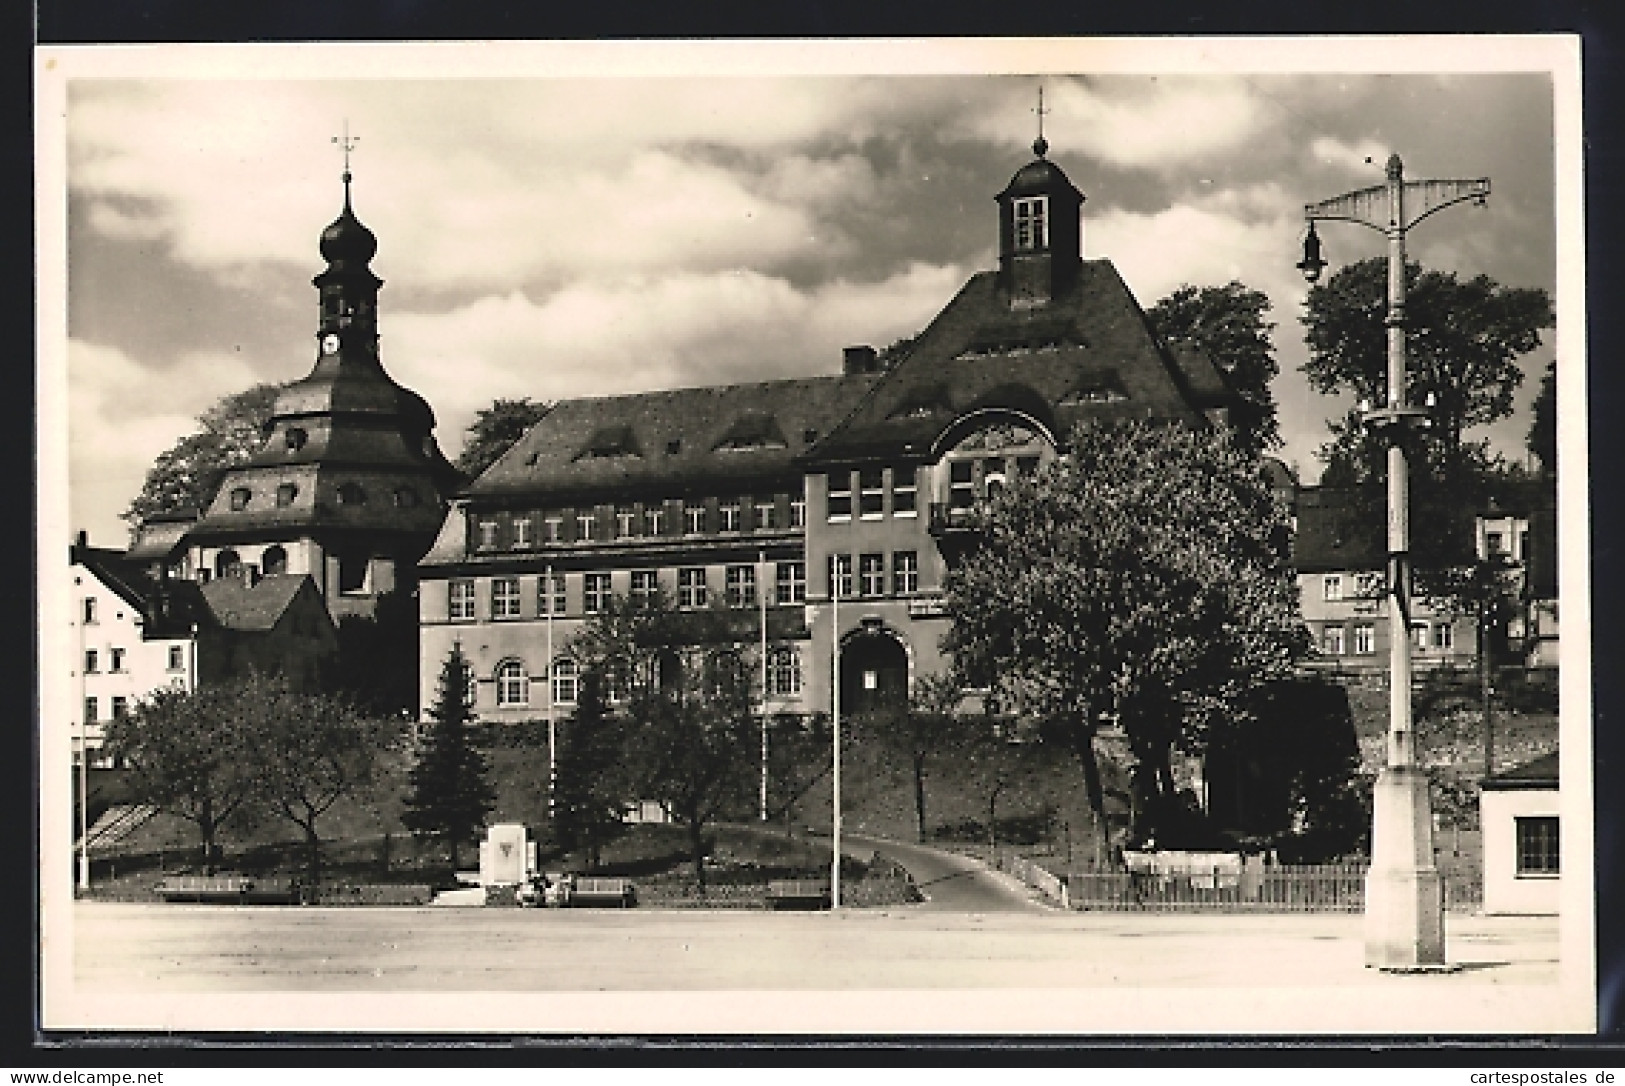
[1307,135,1391,176]
[384,262,965,451]
[68,339,262,544]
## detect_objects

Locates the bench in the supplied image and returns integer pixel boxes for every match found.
[564,877,636,908]
[153,875,256,903]
[765,879,830,910]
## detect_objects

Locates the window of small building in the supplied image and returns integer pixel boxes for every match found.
[859,553,886,597]
[449,579,476,621]
[84,649,99,674]
[1013,195,1049,251]
[583,572,612,614]
[276,483,299,508]
[111,696,128,720]
[859,469,884,519]
[83,598,97,625]
[1433,623,1454,650]
[230,487,252,512]
[496,660,530,708]
[893,551,919,595]
[110,647,126,673]
[1354,624,1376,655]
[1515,816,1559,876]
[83,697,97,724]
[776,561,806,605]
[491,577,522,619]
[725,565,756,608]
[1323,574,1343,602]
[1321,625,1346,655]
[678,567,708,609]
[262,545,288,576]
[167,645,185,672]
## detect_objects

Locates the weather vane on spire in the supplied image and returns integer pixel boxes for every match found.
[332,121,359,192]
[1032,85,1050,158]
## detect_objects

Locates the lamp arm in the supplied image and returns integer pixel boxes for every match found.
[1402,178,1492,231]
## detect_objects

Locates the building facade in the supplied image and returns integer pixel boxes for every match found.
[418,138,1239,722]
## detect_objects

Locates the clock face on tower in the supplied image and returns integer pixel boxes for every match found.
[322,333,341,355]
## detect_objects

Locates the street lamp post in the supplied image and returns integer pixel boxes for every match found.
[1299,154,1488,971]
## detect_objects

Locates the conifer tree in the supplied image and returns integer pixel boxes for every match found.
[402,644,495,868]
[550,669,631,870]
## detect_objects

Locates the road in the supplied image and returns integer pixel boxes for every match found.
[845,833,1051,913]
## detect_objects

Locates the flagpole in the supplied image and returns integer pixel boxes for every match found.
[831,555,841,910]
[759,549,769,822]
[546,563,556,820]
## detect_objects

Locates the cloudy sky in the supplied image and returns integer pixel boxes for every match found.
[45,42,1568,546]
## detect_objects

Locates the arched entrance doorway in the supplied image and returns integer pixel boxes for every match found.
[839,630,909,716]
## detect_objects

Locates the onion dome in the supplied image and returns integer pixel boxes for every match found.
[319,194,378,268]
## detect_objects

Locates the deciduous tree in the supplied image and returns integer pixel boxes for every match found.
[122,383,286,531]
[1146,281,1281,459]
[454,397,553,479]
[1527,359,1557,476]
[103,682,262,867]
[942,419,1307,851]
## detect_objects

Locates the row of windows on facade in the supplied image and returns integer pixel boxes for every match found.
[823,459,1038,519]
[227,480,421,512]
[477,495,809,551]
[478,647,804,710]
[83,695,130,723]
[447,552,923,621]
[1318,621,1456,656]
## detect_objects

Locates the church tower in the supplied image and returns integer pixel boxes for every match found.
[181,143,462,621]
[995,120,1086,311]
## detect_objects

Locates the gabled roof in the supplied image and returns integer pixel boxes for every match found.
[802,262,1217,464]
[1481,750,1559,790]
[199,573,324,632]
[463,374,880,505]
[72,542,209,639]
[1291,487,1383,573]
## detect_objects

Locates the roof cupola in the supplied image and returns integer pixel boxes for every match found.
[995,89,1085,310]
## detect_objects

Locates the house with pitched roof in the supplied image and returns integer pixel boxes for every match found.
[69,533,337,764]
[418,137,1241,722]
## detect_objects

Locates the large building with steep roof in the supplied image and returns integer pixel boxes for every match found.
[176,165,461,623]
[418,137,1241,723]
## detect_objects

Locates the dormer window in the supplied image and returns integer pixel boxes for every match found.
[276,483,299,507]
[714,412,788,452]
[285,427,308,451]
[230,487,252,511]
[394,487,420,508]
[575,425,641,461]
[1013,196,1048,251]
[337,482,366,506]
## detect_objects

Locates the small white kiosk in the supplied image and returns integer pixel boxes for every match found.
[1479,751,1560,916]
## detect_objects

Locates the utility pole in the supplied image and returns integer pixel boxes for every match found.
[1299,153,1488,971]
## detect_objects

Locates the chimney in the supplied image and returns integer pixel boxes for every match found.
[843,345,878,375]
[76,530,88,548]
